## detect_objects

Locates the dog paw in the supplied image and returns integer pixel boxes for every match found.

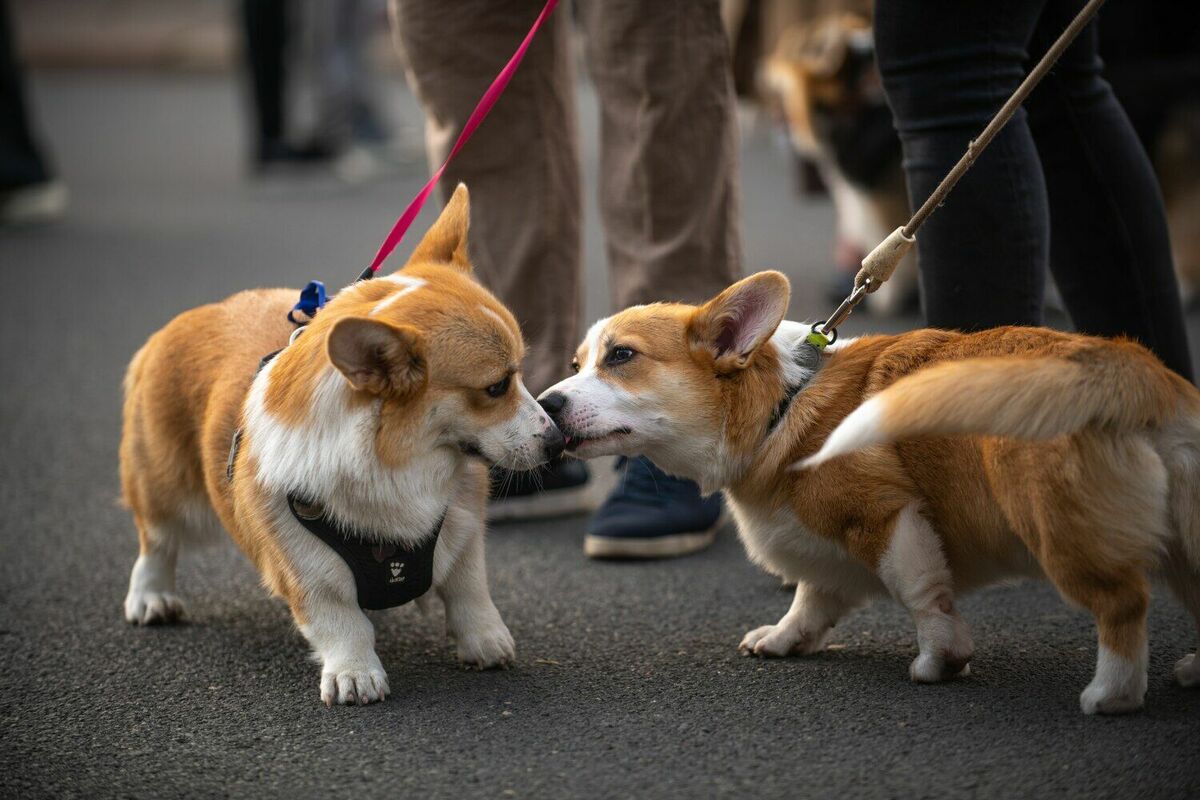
[455,621,516,670]
[738,623,829,658]
[320,657,389,707]
[909,652,971,683]
[124,589,185,625]
[1173,653,1199,688]
[1079,680,1145,715]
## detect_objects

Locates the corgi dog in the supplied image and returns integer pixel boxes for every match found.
[120,185,563,706]
[538,271,1200,714]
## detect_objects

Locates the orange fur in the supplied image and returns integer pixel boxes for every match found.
[545,272,1200,712]
[119,185,549,704]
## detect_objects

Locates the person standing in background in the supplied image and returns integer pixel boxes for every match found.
[241,0,332,170]
[392,0,742,558]
[874,0,1194,382]
[302,0,390,156]
[0,0,66,226]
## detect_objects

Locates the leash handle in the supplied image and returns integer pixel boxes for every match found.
[821,0,1106,337]
[897,0,1106,246]
[361,0,560,280]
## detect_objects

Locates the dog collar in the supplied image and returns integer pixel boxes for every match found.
[286,494,444,610]
[766,340,823,434]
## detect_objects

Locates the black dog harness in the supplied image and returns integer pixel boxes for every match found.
[225,280,444,611]
[286,495,443,610]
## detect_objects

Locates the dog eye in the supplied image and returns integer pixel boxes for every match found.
[606,346,635,366]
[485,375,511,398]
[571,360,580,374]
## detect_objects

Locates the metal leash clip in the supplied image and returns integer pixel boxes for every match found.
[807,277,874,349]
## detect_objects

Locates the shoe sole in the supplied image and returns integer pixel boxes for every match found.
[583,507,728,559]
[583,528,718,559]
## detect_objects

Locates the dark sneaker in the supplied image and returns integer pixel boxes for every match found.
[489,457,596,523]
[585,456,724,559]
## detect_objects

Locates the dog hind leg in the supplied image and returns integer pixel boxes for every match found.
[124,514,186,625]
[1162,430,1200,687]
[878,504,974,683]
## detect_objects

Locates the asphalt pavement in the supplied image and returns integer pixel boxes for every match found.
[2,73,1198,800]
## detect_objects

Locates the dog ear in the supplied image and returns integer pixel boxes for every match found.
[407,183,471,272]
[689,271,791,374]
[327,317,427,397]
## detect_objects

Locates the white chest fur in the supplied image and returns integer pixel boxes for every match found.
[243,357,454,545]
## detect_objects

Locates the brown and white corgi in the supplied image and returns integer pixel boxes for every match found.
[119,185,563,706]
[538,270,1200,714]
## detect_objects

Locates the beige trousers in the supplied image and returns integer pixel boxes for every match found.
[392,0,742,392]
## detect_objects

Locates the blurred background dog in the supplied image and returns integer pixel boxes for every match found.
[724,0,1200,311]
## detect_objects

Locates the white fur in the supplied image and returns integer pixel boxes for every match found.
[273,460,513,704]
[123,522,184,625]
[794,395,885,470]
[245,358,454,542]
[878,505,973,682]
[240,341,544,703]
[123,499,221,624]
[732,500,878,658]
[768,320,818,389]
[1080,644,1147,714]
[739,581,854,657]
[578,316,609,376]
[733,500,883,599]
[369,275,426,316]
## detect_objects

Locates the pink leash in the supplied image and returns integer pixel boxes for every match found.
[358,0,561,280]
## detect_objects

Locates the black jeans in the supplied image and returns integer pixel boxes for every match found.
[876,0,1193,381]
[0,0,52,190]
[241,0,290,153]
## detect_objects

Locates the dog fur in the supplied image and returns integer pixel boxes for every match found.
[540,270,1200,714]
[120,185,561,705]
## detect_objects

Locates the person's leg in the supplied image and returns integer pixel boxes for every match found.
[876,0,1050,330]
[0,0,67,225]
[301,0,351,151]
[0,0,50,190]
[577,0,742,309]
[241,0,289,158]
[574,0,737,559]
[346,0,388,143]
[393,0,590,521]
[392,0,581,395]
[1026,2,1193,381]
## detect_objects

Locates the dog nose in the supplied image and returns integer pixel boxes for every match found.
[539,391,567,417]
[542,424,566,460]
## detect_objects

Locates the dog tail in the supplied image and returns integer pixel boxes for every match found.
[799,339,1198,469]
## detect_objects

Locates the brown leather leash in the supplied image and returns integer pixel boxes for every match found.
[806,0,1107,348]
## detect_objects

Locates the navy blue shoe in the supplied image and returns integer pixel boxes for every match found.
[585,456,724,559]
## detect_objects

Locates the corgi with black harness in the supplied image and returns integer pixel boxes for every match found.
[120,186,563,705]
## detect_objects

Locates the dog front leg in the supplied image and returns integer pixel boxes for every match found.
[879,504,974,682]
[739,581,853,657]
[296,590,389,706]
[437,506,515,669]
